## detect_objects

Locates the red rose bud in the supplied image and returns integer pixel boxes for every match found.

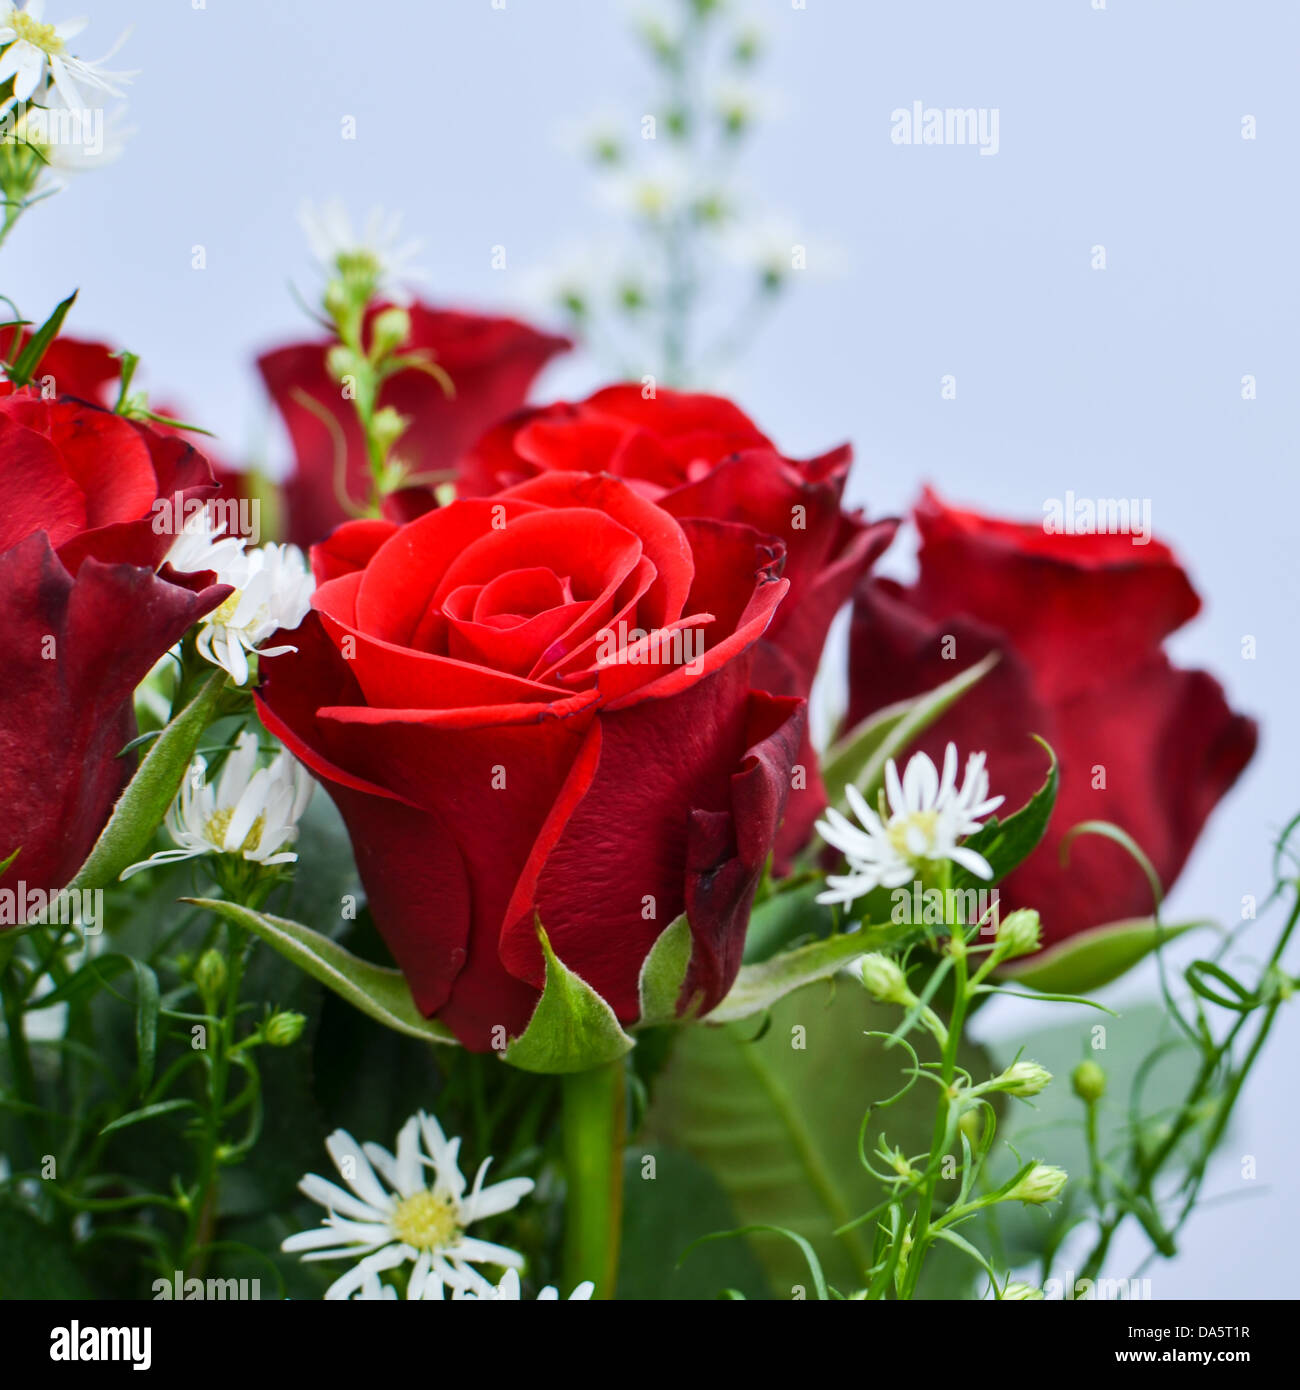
[256,470,805,1051]
[0,389,229,897]
[258,303,571,548]
[462,385,897,861]
[847,488,1257,947]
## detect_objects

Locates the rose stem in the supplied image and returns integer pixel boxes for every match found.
[560,1058,627,1299]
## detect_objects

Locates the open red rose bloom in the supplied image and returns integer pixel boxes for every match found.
[257,469,806,1049]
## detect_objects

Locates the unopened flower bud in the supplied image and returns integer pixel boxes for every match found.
[264,1011,306,1047]
[321,279,350,319]
[194,949,227,1001]
[1006,1163,1067,1206]
[1071,1060,1107,1103]
[370,406,410,460]
[958,1108,984,1148]
[996,909,1042,960]
[857,953,916,1008]
[370,306,410,357]
[1000,1281,1044,1300]
[326,344,359,383]
[997,1060,1052,1098]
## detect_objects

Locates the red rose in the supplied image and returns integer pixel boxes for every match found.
[16,332,123,406]
[847,488,1257,946]
[462,385,897,858]
[256,470,804,1049]
[258,304,571,548]
[19,333,259,517]
[0,389,229,894]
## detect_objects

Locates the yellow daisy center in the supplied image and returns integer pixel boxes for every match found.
[389,1190,460,1252]
[12,12,62,53]
[887,809,939,859]
[205,808,265,854]
[212,589,243,625]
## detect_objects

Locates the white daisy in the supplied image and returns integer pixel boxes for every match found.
[166,512,314,687]
[0,1,132,113]
[299,198,425,302]
[451,1268,596,1302]
[816,743,1004,909]
[119,730,312,880]
[26,96,131,185]
[283,1112,534,1302]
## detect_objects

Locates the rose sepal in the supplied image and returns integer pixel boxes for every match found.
[503,920,635,1074]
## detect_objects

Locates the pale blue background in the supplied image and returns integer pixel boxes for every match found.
[14,0,1297,1297]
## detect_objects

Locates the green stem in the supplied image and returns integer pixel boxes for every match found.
[560,1059,626,1300]
[903,942,969,1298]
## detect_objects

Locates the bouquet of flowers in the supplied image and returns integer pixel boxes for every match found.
[0,0,1290,1312]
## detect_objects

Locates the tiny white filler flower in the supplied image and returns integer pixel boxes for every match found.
[283,1111,534,1302]
[816,743,1004,909]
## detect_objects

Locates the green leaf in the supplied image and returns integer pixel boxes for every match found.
[742,879,837,964]
[636,914,693,1026]
[68,670,227,892]
[1004,918,1209,995]
[99,1098,197,1138]
[645,981,990,1295]
[504,921,634,1074]
[616,1145,772,1300]
[821,652,999,813]
[0,1205,95,1298]
[6,289,77,386]
[0,846,17,880]
[952,736,1058,889]
[185,898,458,1046]
[129,957,160,1097]
[710,922,913,1024]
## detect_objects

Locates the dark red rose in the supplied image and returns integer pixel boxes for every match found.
[256,470,804,1050]
[461,385,897,859]
[258,304,571,548]
[0,388,229,895]
[847,488,1258,947]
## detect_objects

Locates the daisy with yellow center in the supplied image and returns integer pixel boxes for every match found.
[119,730,312,880]
[815,743,1004,909]
[165,508,315,687]
[283,1112,534,1301]
[0,1,132,113]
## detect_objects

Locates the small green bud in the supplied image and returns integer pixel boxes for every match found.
[322,279,350,320]
[958,1108,984,1148]
[857,953,916,1008]
[1006,1162,1067,1206]
[1000,1281,1044,1300]
[194,949,227,1001]
[996,909,1042,960]
[370,306,411,358]
[996,1060,1053,1098]
[369,406,410,460]
[264,1011,306,1047]
[1071,1060,1107,1103]
[326,344,359,383]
